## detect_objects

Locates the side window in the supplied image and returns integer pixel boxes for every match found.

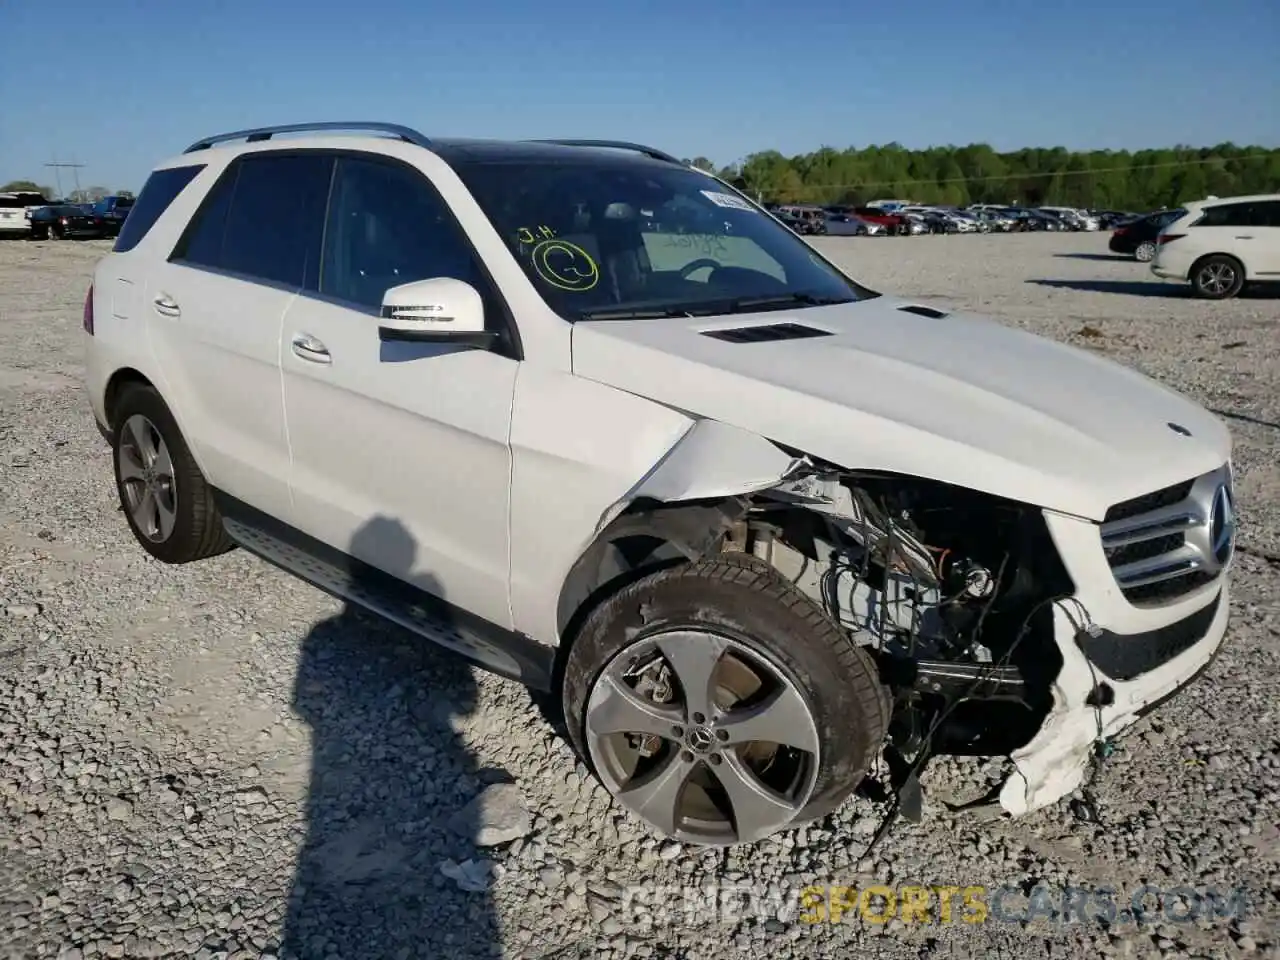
[173,165,237,268]
[171,153,333,289]
[113,164,204,253]
[220,154,332,287]
[319,156,480,309]
[1195,203,1252,228]
[1250,200,1280,227]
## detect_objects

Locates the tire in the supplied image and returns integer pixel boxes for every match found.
[1134,241,1156,262]
[1190,255,1245,300]
[562,552,889,846]
[46,224,60,241]
[110,383,234,563]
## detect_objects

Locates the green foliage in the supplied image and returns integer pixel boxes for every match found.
[724,143,1280,209]
[2,180,55,197]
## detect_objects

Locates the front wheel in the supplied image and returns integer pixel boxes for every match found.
[1134,241,1156,262]
[562,553,889,846]
[1190,255,1245,300]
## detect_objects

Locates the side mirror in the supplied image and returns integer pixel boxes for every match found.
[378,277,497,348]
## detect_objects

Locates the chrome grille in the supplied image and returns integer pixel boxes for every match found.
[1101,464,1234,605]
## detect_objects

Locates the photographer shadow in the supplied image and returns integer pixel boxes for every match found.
[278,516,502,959]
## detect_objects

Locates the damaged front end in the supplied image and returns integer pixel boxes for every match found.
[727,462,1078,822]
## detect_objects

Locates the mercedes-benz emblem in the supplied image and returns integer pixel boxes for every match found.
[1209,483,1235,564]
[1167,422,1192,437]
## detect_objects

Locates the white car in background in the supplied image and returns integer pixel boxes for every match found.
[0,191,51,237]
[1151,193,1280,299]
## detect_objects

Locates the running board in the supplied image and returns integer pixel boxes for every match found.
[213,492,555,690]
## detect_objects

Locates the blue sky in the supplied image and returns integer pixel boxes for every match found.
[2,0,1277,192]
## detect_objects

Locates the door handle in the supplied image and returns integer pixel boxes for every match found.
[1234,235,1253,240]
[291,333,331,364]
[152,293,181,317]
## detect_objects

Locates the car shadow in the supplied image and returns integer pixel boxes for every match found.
[1213,409,1280,432]
[279,516,503,959]
[1026,279,1187,297]
[1029,278,1280,298]
[1052,252,1131,261]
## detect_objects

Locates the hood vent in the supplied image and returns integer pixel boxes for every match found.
[897,303,948,319]
[701,322,833,343]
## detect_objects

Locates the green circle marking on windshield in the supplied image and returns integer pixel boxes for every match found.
[531,239,600,292]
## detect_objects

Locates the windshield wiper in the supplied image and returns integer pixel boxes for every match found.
[724,292,854,313]
[576,306,696,321]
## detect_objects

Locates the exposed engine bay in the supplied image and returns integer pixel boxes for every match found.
[720,462,1081,808]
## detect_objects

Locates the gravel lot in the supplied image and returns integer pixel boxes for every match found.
[1,232,1277,960]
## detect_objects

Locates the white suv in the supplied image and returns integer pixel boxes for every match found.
[84,122,1236,847]
[1151,194,1280,299]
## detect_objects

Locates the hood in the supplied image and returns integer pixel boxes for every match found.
[570,295,1232,521]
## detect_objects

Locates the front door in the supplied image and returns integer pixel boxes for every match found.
[279,152,518,629]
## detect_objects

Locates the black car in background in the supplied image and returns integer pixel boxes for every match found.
[90,195,134,237]
[1108,208,1186,261]
[28,204,109,240]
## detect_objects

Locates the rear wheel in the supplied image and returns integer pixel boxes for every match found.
[1134,241,1156,262]
[562,553,888,846]
[1190,255,1245,300]
[111,384,234,563]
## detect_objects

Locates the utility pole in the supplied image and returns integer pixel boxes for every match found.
[44,159,85,200]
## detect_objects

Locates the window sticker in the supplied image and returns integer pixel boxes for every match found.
[700,190,757,212]
[531,239,599,292]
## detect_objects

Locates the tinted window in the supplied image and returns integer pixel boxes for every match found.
[219,154,333,287]
[173,165,237,268]
[320,156,482,308]
[453,159,868,322]
[1195,202,1253,228]
[1252,200,1280,227]
[113,164,204,253]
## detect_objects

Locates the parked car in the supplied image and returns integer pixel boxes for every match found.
[85,123,1235,848]
[28,204,109,240]
[1109,208,1186,262]
[0,190,50,237]
[1151,193,1280,299]
[852,206,910,235]
[91,195,135,237]
[974,209,1016,232]
[822,212,882,236]
[1039,206,1099,231]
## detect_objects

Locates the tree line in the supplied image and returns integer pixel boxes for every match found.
[2,180,134,203]
[683,143,1280,211]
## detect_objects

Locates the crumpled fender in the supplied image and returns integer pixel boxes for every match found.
[594,418,806,534]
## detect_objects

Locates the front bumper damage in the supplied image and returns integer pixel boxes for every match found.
[994,509,1231,818]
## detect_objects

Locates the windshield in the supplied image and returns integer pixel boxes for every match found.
[452,159,872,321]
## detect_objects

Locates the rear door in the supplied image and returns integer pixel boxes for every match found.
[1186,200,1270,278]
[145,151,333,521]
[1247,200,1280,277]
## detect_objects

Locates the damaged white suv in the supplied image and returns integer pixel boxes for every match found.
[84,122,1235,847]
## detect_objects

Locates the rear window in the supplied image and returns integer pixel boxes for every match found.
[113,164,205,253]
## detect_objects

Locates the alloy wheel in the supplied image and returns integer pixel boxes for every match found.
[117,414,177,542]
[584,629,820,845]
[1197,262,1236,295]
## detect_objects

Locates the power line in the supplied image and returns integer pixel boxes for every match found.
[745,151,1277,194]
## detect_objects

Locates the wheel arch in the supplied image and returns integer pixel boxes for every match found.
[549,419,806,686]
[103,367,157,433]
[1189,250,1246,279]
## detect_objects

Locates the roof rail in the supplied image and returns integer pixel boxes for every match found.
[183,121,432,154]
[526,139,685,166]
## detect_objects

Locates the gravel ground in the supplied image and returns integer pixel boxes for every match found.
[0,232,1277,960]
